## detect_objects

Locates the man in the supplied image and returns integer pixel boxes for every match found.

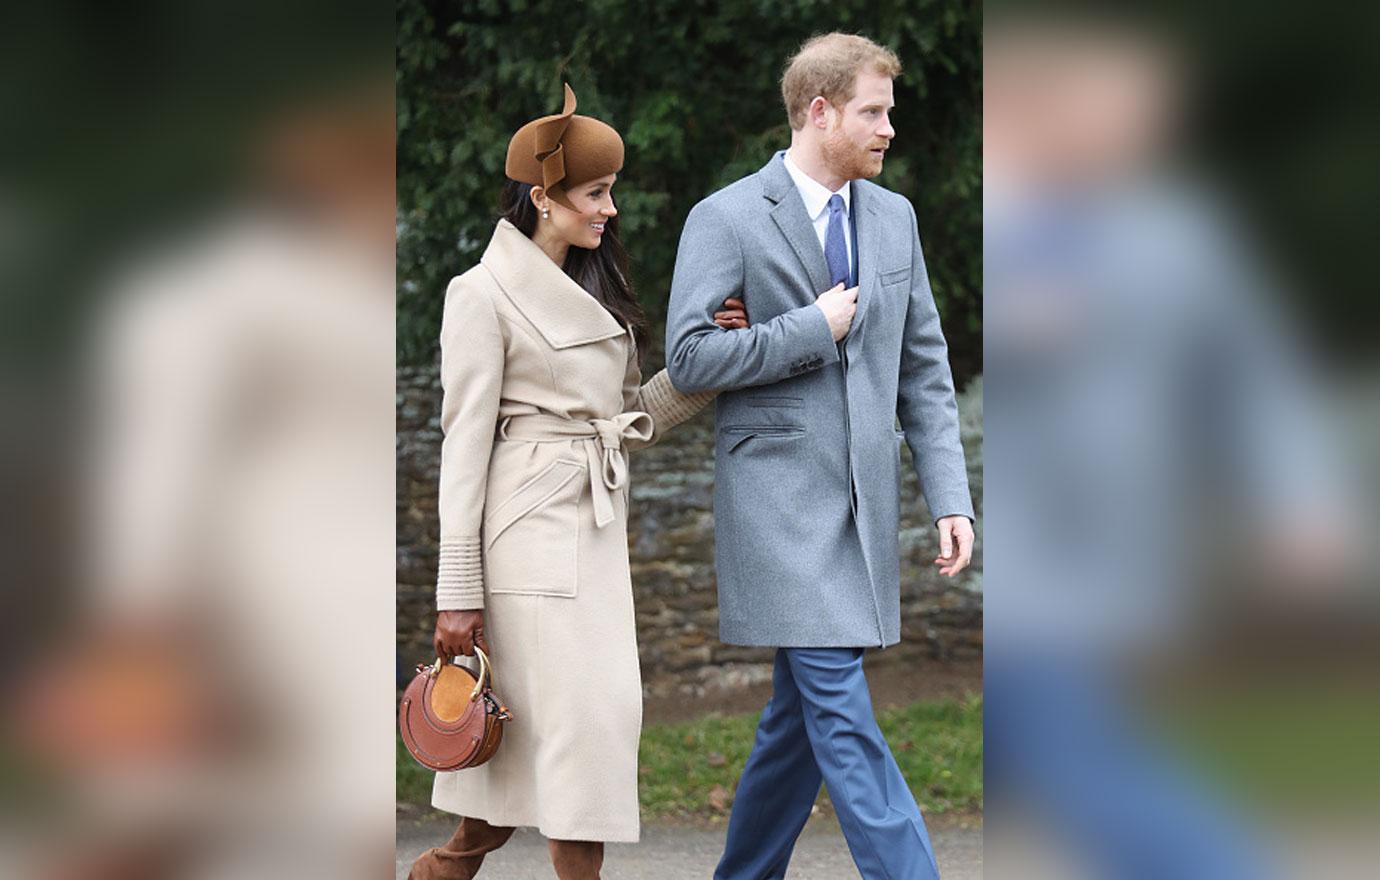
[665,32,974,880]
[982,20,1350,878]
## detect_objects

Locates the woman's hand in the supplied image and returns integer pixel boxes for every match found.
[713,297,748,330]
[434,609,489,660]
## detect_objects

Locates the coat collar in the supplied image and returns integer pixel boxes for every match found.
[761,152,831,297]
[759,151,882,335]
[480,218,628,349]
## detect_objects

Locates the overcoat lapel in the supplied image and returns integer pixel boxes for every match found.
[760,155,831,302]
[847,181,883,341]
[480,219,627,349]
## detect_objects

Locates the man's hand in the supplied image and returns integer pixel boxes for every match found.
[934,515,974,577]
[814,283,859,341]
[713,297,749,329]
[434,609,489,660]
[1254,513,1357,601]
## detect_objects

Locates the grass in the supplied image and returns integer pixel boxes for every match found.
[1161,684,1380,810]
[639,695,983,820]
[401,682,1380,822]
[398,695,985,821]
[398,728,437,806]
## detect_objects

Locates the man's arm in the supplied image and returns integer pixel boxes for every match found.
[665,199,840,393]
[896,200,975,524]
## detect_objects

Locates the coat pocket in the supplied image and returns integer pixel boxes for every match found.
[483,457,585,598]
[721,425,806,454]
[879,266,909,287]
[746,396,803,409]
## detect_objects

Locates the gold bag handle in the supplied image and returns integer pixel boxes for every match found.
[431,646,492,702]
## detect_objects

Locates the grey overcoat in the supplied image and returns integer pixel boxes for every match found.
[665,152,973,648]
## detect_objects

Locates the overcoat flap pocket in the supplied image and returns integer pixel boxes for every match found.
[483,457,586,598]
[483,457,585,549]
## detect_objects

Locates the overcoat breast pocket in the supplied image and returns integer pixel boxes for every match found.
[483,457,585,597]
[879,266,909,288]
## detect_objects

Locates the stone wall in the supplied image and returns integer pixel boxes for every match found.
[397,365,982,698]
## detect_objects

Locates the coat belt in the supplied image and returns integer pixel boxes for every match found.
[496,412,654,527]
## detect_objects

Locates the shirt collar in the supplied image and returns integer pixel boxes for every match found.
[782,150,851,222]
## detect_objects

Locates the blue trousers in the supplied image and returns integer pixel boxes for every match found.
[714,648,940,880]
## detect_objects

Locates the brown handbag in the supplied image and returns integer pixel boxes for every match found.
[399,647,513,771]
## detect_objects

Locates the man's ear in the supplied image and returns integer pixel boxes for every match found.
[807,96,834,131]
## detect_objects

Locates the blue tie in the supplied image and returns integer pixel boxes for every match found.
[824,193,850,288]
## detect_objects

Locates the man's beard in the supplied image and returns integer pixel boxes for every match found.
[822,128,884,181]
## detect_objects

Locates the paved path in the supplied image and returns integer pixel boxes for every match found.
[397,817,982,879]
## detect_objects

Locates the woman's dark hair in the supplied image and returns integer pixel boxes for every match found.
[499,179,650,360]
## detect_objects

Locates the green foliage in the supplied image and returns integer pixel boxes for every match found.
[398,0,982,381]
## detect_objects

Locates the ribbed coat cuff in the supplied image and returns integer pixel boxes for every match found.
[640,369,714,434]
[436,536,484,610]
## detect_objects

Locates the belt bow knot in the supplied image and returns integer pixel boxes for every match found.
[587,413,653,524]
[496,411,654,528]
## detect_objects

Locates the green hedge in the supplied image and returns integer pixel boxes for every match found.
[398,0,981,382]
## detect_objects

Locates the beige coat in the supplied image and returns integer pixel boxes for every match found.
[430,219,709,842]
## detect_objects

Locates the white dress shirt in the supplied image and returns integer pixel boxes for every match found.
[782,150,854,275]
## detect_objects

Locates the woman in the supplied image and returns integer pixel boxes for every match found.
[409,85,747,880]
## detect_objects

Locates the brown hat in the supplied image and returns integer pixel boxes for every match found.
[505,84,624,211]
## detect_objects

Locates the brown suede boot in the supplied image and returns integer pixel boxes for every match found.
[408,817,516,880]
[547,838,604,880]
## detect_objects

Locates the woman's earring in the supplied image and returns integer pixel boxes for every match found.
[541,209,550,219]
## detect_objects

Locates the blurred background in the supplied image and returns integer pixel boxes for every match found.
[983,2,1380,878]
[1,3,395,878]
[395,0,985,875]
